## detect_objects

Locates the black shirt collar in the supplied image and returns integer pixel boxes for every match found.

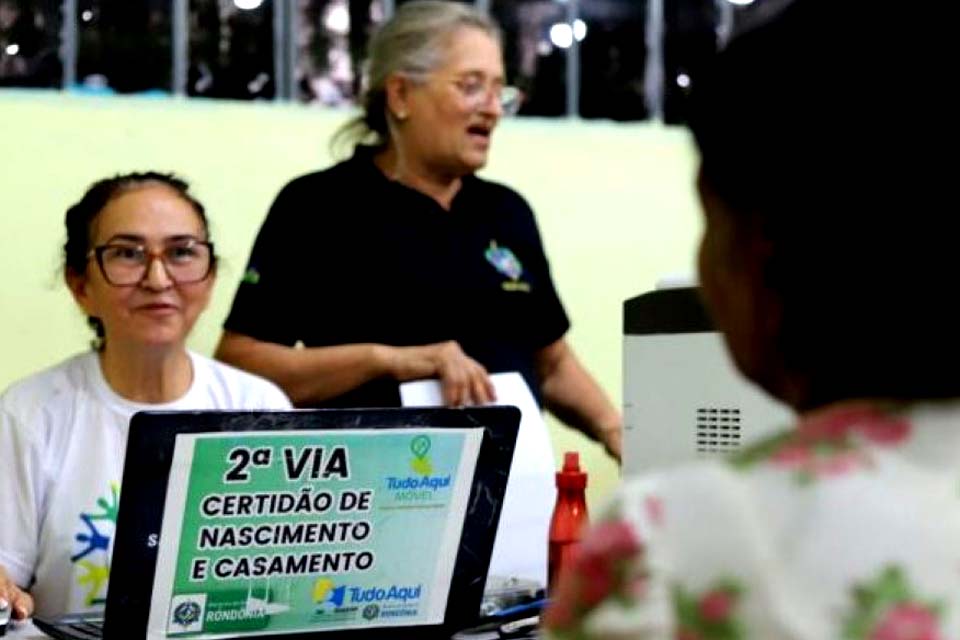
[348,145,478,214]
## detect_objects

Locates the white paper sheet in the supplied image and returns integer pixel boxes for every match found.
[400,372,555,587]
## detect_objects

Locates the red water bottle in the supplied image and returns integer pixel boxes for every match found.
[548,451,588,590]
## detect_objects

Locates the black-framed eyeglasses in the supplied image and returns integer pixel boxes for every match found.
[88,240,216,286]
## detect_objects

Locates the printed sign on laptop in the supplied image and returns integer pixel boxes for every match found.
[146,428,482,638]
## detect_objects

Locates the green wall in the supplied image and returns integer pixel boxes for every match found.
[0,90,703,507]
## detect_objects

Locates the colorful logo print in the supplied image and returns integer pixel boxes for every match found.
[241,267,261,285]
[484,241,524,281]
[409,435,433,476]
[313,577,346,607]
[173,601,202,627]
[71,482,120,606]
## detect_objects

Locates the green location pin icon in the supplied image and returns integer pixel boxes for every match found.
[411,435,431,458]
[410,435,433,475]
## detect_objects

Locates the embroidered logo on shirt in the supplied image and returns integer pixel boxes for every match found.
[71,482,120,606]
[484,240,531,292]
[241,267,261,285]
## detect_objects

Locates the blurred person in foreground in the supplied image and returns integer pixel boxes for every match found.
[544,0,960,637]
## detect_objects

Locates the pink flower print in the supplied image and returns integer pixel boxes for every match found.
[871,603,942,640]
[673,579,745,639]
[578,519,643,563]
[811,449,867,476]
[857,418,910,446]
[737,403,912,482]
[797,403,911,447]
[698,589,735,623]
[765,403,913,481]
[769,442,867,479]
[627,575,649,599]
[644,495,665,527]
[798,404,884,440]
[769,443,814,468]
[543,593,577,631]
[543,519,644,632]
[844,566,945,640]
[578,554,619,609]
[575,520,643,608]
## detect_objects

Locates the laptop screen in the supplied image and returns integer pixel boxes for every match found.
[105,407,520,640]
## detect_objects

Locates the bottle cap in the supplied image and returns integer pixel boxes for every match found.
[556,451,587,490]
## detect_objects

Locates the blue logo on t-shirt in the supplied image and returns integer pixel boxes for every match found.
[71,482,120,606]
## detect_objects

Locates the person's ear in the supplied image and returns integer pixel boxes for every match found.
[741,216,782,342]
[66,269,95,317]
[385,73,412,122]
[743,217,775,279]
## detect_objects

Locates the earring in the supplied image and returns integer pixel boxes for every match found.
[394,110,408,121]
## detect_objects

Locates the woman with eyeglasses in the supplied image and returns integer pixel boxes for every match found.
[216,1,621,459]
[0,173,291,620]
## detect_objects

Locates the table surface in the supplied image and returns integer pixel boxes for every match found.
[5,619,541,639]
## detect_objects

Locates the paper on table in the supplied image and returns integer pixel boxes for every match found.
[400,372,555,587]
[6,619,47,639]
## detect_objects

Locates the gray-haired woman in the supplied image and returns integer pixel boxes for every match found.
[216,1,621,459]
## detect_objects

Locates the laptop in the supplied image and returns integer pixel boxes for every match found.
[34,406,520,640]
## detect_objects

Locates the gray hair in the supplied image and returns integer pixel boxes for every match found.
[333,1,500,154]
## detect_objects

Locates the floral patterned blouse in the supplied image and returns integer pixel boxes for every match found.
[543,402,960,639]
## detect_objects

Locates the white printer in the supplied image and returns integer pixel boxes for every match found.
[622,286,793,476]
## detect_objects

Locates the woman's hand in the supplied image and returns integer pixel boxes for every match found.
[0,565,34,620]
[385,341,496,406]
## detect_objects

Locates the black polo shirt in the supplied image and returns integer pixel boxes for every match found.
[224,146,570,408]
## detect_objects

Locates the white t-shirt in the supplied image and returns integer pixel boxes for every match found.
[0,350,291,617]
